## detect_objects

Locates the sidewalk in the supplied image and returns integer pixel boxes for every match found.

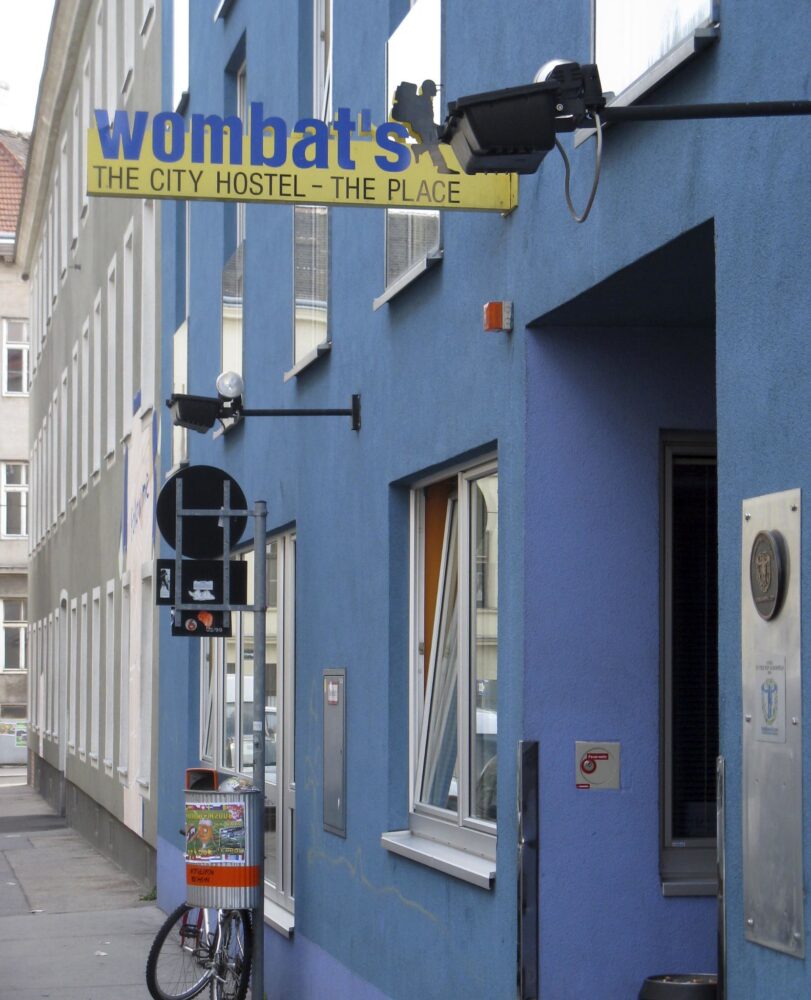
[0,766,165,999]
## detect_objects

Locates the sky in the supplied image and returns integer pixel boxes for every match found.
[0,0,56,133]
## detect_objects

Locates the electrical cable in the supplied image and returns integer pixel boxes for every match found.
[555,112,603,223]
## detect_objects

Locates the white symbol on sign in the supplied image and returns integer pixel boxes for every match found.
[189,580,215,601]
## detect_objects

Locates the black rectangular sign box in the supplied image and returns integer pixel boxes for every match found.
[156,559,248,607]
[171,608,232,637]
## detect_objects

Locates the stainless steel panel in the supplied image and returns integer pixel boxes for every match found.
[323,669,346,837]
[517,741,538,1000]
[741,490,803,957]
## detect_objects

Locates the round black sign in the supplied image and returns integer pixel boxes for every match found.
[157,465,248,558]
[749,529,785,621]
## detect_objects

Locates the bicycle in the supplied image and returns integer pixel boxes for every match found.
[146,902,252,1000]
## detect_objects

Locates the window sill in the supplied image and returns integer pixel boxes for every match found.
[373,250,442,311]
[661,877,718,897]
[264,897,295,938]
[381,830,495,889]
[283,340,332,382]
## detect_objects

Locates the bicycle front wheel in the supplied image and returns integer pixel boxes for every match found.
[209,909,252,1000]
[146,903,217,1000]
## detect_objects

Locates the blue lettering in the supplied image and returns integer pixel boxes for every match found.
[249,102,288,167]
[191,114,243,165]
[152,112,186,163]
[332,107,356,169]
[292,119,329,168]
[374,123,411,172]
[94,110,148,160]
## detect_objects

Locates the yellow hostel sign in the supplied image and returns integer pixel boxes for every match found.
[87,106,517,212]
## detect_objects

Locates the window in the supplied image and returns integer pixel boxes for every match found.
[661,434,718,893]
[123,0,135,95]
[81,319,90,486]
[172,320,188,469]
[382,0,442,295]
[106,0,118,111]
[104,581,115,767]
[118,575,130,779]
[68,600,77,749]
[122,222,134,437]
[140,200,156,412]
[93,294,102,473]
[202,533,296,919]
[79,593,88,755]
[290,0,331,372]
[3,318,29,395]
[90,588,101,762]
[593,0,718,108]
[106,256,117,457]
[173,0,189,112]
[137,569,153,791]
[1,463,28,537]
[70,343,79,498]
[398,458,498,868]
[1,599,27,671]
[59,370,68,515]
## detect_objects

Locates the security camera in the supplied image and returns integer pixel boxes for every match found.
[21,272,29,282]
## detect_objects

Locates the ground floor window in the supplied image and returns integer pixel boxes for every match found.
[201,531,296,910]
[410,457,498,856]
[661,433,718,892]
[1,599,27,671]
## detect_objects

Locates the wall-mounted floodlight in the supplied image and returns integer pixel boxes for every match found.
[440,62,604,174]
[167,393,223,433]
[440,62,811,222]
[167,372,361,434]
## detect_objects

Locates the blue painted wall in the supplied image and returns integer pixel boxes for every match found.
[155,0,811,997]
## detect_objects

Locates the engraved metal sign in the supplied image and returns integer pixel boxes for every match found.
[742,489,803,957]
[749,530,785,620]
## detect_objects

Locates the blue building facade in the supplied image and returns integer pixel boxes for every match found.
[155,1,811,997]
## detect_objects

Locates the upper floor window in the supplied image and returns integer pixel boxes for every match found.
[1,599,27,672]
[1,463,28,538]
[594,0,718,106]
[383,0,442,295]
[409,457,498,858]
[173,0,190,112]
[290,0,331,374]
[2,319,29,395]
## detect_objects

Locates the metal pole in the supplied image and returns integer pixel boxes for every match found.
[251,501,267,1000]
[599,99,811,124]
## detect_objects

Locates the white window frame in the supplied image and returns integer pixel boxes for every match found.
[104,580,115,769]
[106,0,118,111]
[118,574,130,781]
[68,599,78,750]
[79,593,88,756]
[140,200,156,414]
[90,588,101,763]
[122,222,134,439]
[0,462,28,538]
[378,0,443,306]
[140,0,156,43]
[137,565,153,792]
[0,599,27,672]
[123,0,135,96]
[60,370,68,515]
[81,318,90,487]
[59,137,69,278]
[383,456,498,885]
[70,343,79,499]
[173,0,190,112]
[80,55,90,224]
[290,0,332,375]
[2,318,30,396]
[106,256,117,458]
[93,293,102,474]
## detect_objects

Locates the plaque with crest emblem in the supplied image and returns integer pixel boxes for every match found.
[749,529,785,621]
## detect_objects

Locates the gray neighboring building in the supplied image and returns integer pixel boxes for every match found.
[0,128,29,764]
[16,0,162,885]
